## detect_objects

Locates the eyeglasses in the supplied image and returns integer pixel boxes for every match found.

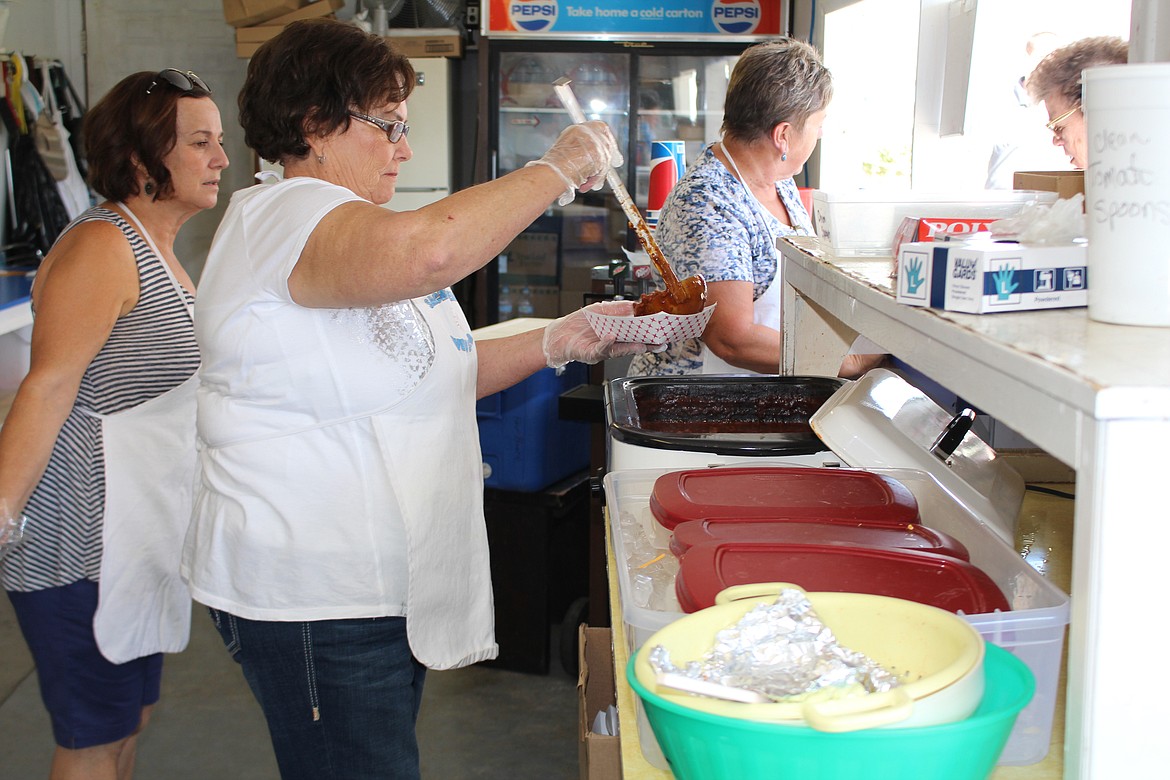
[348,111,410,144]
[147,68,211,95]
[1045,103,1080,136]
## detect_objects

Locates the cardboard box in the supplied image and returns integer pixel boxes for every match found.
[892,215,1001,265]
[513,284,559,318]
[266,0,343,25]
[234,0,344,57]
[235,24,284,58]
[222,0,303,27]
[385,28,463,59]
[578,626,621,780]
[504,232,558,278]
[896,238,1087,313]
[1013,170,1085,200]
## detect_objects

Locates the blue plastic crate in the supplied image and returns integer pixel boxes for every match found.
[477,362,590,492]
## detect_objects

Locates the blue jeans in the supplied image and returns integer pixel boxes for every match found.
[209,609,426,780]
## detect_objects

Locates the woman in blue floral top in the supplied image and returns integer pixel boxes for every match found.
[629,40,879,377]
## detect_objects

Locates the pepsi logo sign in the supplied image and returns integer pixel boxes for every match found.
[711,0,761,35]
[509,0,558,32]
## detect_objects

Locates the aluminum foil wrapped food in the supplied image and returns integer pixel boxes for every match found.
[648,588,902,701]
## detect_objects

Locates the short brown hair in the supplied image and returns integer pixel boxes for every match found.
[721,39,833,142]
[1026,36,1129,106]
[239,18,416,164]
[84,70,212,202]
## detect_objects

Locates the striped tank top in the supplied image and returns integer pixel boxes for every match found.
[1,206,198,591]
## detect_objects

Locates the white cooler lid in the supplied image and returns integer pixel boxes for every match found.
[810,368,1024,544]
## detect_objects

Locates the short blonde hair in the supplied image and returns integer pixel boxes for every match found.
[721,39,833,141]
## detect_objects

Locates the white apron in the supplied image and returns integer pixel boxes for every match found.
[701,141,782,376]
[93,204,196,664]
[371,298,496,670]
[93,375,197,664]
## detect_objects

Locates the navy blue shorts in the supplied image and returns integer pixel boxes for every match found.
[7,579,163,749]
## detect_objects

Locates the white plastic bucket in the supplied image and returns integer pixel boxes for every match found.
[1083,63,1170,326]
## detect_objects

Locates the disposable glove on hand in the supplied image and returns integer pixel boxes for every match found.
[543,300,653,369]
[0,504,27,563]
[525,121,623,206]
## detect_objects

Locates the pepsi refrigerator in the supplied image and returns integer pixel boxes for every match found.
[474,0,790,325]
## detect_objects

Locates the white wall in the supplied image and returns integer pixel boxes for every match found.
[84,0,253,280]
[2,0,255,281]
[1,0,85,89]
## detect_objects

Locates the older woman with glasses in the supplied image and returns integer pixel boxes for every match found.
[180,18,643,780]
[0,68,228,779]
[1026,35,1129,168]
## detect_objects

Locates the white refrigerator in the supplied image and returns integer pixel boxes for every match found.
[388,59,452,211]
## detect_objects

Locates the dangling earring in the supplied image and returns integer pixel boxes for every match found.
[781,152,788,162]
[316,154,326,165]
[144,181,155,196]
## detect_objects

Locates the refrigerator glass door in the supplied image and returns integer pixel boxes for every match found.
[498,52,630,177]
[497,51,631,320]
[490,47,745,324]
[632,54,738,206]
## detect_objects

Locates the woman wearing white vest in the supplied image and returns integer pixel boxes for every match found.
[180,18,644,780]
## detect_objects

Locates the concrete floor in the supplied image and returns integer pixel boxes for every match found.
[0,597,580,779]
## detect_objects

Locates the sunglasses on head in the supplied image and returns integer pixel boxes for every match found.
[147,68,211,96]
[348,111,410,144]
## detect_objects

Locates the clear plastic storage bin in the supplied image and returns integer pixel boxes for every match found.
[605,465,1069,767]
[812,190,1058,257]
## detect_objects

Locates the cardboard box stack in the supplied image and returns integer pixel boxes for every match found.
[385,28,463,58]
[223,0,346,58]
[223,1,463,59]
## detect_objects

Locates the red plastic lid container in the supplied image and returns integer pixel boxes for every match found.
[667,518,970,561]
[674,541,1009,615]
[649,466,919,531]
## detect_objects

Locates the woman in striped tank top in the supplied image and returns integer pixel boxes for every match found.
[0,69,228,779]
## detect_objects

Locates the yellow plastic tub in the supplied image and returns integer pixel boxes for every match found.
[633,582,985,731]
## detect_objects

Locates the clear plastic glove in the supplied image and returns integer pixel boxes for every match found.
[524,121,623,207]
[0,505,27,563]
[543,299,654,369]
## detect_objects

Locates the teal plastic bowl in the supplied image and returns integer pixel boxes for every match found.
[628,642,1034,780]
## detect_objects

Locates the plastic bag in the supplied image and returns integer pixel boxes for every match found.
[989,194,1086,244]
[33,66,70,182]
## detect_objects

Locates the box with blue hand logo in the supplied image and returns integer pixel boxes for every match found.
[896,238,1087,313]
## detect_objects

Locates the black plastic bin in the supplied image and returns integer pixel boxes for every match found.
[482,471,590,675]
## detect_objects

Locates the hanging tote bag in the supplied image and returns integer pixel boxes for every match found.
[47,62,87,179]
[35,60,90,217]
